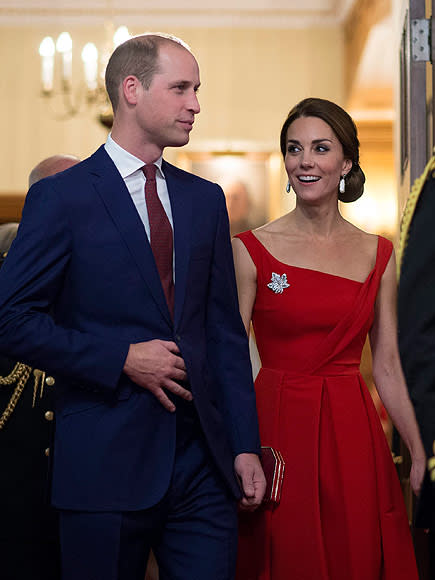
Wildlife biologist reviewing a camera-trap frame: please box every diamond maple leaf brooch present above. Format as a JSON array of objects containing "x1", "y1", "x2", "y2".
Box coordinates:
[{"x1": 267, "y1": 273, "x2": 290, "y2": 294}]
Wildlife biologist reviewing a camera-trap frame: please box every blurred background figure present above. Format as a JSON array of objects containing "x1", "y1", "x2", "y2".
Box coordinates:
[
  {"x1": 0, "y1": 154, "x2": 79, "y2": 580},
  {"x1": 224, "y1": 179, "x2": 262, "y2": 378},
  {"x1": 28, "y1": 155, "x2": 81, "y2": 188},
  {"x1": 0, "y1": 223, "x2": 19, "y2": 263},
  {"x1": 224, "y1": 180, "x2": 252, "y2": 237}
]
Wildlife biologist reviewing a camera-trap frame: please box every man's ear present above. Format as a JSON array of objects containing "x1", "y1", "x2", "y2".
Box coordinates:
[{"x1": 122, "y1": 75, "x2": 141, "y2": 106}]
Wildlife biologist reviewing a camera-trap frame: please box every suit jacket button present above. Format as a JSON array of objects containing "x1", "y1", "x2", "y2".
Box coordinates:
[
  {"x1": 44, "y1": 410, "x2": 54, "y2": 421},
  {"x1": 45, "y1": 376, "x2": 55, "y2": 386},
  {"x1": 175, "y1": 334, "x2": 181, "y2": 341},
  {"x1": 45, "y1": 447, "x2": 50, "y2": 457}
]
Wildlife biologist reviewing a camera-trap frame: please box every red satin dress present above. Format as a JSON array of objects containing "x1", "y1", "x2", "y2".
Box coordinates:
[{"x1": 235, "y1": 231, "x2": 418, "y2": 580}]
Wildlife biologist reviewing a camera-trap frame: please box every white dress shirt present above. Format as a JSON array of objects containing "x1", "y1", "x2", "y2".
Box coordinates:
[{"x1": 104, "y1": 134, "x2": 173, "y2": 240}]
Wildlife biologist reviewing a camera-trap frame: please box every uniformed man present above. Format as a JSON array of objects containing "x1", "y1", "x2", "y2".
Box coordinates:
[
  {"x1": 398, "y1": 152, "x2": 435, "y2": 578},
  {"x1": 0, "y1": 154, "x2": 79, "y2": 580}
]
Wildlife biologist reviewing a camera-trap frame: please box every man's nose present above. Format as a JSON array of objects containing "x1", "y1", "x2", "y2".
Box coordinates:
[{"x1": 188, "y1": 91, "x2": 200, "y2": 114}]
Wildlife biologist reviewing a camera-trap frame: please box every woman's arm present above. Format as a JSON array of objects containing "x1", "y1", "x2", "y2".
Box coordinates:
[
  {"x1": 231, "y1": 237, "x2": 258, "y2": 335},
  {"x1": 369, "y1": 249, "x2": 426, "y2": 494}
]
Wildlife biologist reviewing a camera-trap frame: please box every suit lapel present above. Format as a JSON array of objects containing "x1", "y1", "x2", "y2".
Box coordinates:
[
  {"x1": 88, "y1": 146, "x2": 172, "y2": 326},
  {"x1": 164, "y1": 161, "x2": 193, "y2": 329}
]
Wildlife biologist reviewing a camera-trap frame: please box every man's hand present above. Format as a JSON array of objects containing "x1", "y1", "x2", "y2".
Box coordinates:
[
  {"x1": 235, "y1": 453, "x2": 266, "y2": 511},
  {"x1": 123, "y1": 340, "x2": 191, "y2": 412}
]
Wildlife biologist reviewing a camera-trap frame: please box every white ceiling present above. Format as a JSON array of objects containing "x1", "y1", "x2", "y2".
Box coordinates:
[{"x1": 0, "y1": 0, "x2": 357, "y2": 28}]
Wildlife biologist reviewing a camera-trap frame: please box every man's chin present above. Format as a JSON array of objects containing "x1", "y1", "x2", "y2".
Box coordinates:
[{"x1": 166, "y1": 134, "x2": 190, "y2": 148}]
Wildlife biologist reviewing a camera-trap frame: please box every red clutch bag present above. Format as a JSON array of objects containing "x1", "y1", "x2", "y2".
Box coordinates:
[{"x1": 261, "y1": 446, "x2": 285, "y2": 504}]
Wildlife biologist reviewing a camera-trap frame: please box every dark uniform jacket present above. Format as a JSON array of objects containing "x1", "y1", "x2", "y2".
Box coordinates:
[
  {"x1": 398, "y1": 155, "x2": 435, "y2": 529},
  {"x1": 0, "y1": 246, "x2": 60, "y2": 579}
]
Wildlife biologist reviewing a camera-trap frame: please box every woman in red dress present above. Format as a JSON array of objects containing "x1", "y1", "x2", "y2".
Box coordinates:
[{"x1": 233, "y1": 98, "x2": 425, "y2": 580}]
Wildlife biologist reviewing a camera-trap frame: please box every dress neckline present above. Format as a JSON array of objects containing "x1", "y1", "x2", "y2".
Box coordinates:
[{"x1": 247, "y1": 230, "x2": 380, "y2": 285}]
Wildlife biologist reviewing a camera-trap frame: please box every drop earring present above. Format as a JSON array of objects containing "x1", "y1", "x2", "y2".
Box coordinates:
[
  {"x1": 339, "y1": 175, "x2": 346, "y2": 194},
  {"x1": 286, "y1": 181, "x2": 291, "y2": 193}
]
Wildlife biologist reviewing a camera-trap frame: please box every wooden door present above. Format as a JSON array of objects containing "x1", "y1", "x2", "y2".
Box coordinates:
[
  {"x1": 397, "y1": 3, "x2": 433, "y2": 576},
  {"x1": 398, "y1": 0, "x2": 434, "y2": 208}
]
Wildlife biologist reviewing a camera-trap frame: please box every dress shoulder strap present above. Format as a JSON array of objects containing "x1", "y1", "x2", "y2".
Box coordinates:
[
  {"x1": 233, "y1": 230, "x2": 265, "y2": 268},
  {"x1": 307, "y1": 235, "x2": 393, "y2": 375},
  {"x1": 376, "y1": 236, "x2": 393, "y2": 279}
]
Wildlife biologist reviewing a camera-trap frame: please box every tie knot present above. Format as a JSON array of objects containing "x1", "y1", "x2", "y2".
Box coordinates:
[{"x1": 143, "y1": 164, "x2": 157, "y2": 182}]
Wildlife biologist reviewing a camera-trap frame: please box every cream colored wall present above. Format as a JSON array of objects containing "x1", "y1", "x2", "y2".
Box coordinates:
[
  {"x1": 0, "y1": 25, "x2": 344, "y2": 194},
  {"x1": 341, "y1": 121, "x2": 397, "y2": 238},
  {"x1": 0, "y1": 27, "x2": 108, "y2": 193}
]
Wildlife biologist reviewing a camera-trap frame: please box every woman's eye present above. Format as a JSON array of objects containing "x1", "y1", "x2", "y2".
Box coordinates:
[
  {"x1": 316, "y1": 145, "x2": 329, "y2": 152},
  {"x1": 287, "y1": 145, "x2": 300, "y2": 153}
]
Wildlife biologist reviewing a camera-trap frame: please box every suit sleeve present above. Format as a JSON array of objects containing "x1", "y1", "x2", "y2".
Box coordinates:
[
  {"x1": 398, "y1": 174, "x2": 435, "y2": 459},
  {"x1": 0, "y1": 180, "x2": 130, "y2": 392},
  {"x1": 205, "y1": 188, "x2": 261, "y2": 456}
]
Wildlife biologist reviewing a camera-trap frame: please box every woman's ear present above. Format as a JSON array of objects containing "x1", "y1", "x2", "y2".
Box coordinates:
[{"x1": 342, "y1": 158, "x2": 353, "y2": 175}]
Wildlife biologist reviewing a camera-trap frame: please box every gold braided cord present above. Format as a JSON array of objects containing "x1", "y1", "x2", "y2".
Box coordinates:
[
  {"x1": 397, "y1": 152, "x2": 435, "y2": 279},
  {"x1": 0, "y1": 363, "x2": 32, "y2": 430},
  {"x1": 0, "y1": 362, "x2": 31, "y2": 385}
]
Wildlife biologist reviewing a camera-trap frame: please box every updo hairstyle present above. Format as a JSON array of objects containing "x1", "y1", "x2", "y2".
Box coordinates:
[{"x1": 280, "y1": 97, "x2": 365, "y2": 203}]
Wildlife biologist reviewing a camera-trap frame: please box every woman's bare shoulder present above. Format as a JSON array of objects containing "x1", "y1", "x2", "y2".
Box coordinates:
[
  {"x1": 253, "y1": 213, "x2": 295, "y2": 239},
  {"x1": 343, "y1": 222, "x2": 380, "y2": 253}
]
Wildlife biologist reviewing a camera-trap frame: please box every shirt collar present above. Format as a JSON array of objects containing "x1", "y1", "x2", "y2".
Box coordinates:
[{"x1": 105, "y1": 134, "x2": 165, "y2": 179}]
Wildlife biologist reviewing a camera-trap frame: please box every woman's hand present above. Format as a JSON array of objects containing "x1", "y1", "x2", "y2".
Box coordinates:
[{"x1": 410, "y1": 453, "x2": 426, "y2": 496}]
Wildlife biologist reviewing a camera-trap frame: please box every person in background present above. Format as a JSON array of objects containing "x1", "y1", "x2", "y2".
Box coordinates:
[
  {"x1": 232, "y1": 97, "x2": 425, "y2": 579},
  {"x1": 398, "y1": 152, "x2": 435, "y2": 579},
  {"x1": 0, "y1": 33, "x2": 264, "y2": 580},
  {"x1": 0, "y1": 223, "x2": 19, "y2": 262},
  {"x1": 225, "y1": 180, "x2": 252, "y2": 237},
  {"x1": 0, "y1": 154, "x2": 79, "y2": 580},
  {"x1": 28, "y1": 154, "x2": 81, "y2": 187}
]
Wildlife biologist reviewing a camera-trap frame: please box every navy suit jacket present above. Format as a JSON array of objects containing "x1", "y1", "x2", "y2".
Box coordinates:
[{"x1": 0, "y1": 146, "x2": 260, "y2": 511}]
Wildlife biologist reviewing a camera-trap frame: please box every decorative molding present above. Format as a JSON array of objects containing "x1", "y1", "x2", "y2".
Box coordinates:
[
  {"x1": 354, "y1": 118, "x2": 393, "y2": 145},
  {"x1": 0, "y1": 2, "x2": 357, "y2": 29}
]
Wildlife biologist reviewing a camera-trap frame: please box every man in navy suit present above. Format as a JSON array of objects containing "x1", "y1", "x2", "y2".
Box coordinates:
[{"x1": 0, "y1": 34, "x2": 265, "y2": 580}]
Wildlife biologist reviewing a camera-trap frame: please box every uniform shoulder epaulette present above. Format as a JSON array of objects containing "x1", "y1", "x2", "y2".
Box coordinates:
[
  {"x1": 428, "y1": 441, "x2": 435, "y2": 482},
  {"x1": 398, "y1": 151, "x2": 435, "y2": 278}
]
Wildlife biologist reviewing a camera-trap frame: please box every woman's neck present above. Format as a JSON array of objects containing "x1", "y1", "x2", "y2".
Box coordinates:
[{"x1": 291, "y1": 199, "x2": 346, "y2": 239}]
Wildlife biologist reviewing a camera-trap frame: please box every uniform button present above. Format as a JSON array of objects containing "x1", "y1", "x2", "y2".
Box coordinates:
[
  {"x1": 175, "y1": 334, "x2": 181, "y2": 341},
  {"x1": 45, "y1": 376, "x2": 55, "y2": 386},
  {"x1": 44, "y1": 410, "x2": 54, "y2": 421},
  {"x1": 45, "y1": 447, "x2": 50, "y2": 457}
]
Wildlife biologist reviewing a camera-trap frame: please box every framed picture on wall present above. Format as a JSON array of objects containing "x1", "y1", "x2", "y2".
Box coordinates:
[{"x1": 177, "y1": 151, "x2": 280, "y2": 236}]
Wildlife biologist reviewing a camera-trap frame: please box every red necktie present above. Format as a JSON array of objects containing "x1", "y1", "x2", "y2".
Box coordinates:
[{"x1": 143, "y1": 164, "x2": 174, "y2": 317}]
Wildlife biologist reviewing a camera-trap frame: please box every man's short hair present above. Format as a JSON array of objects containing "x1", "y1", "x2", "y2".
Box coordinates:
[{"x1": 105, "y1": 33, "x2": 191, "y2": 112}]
